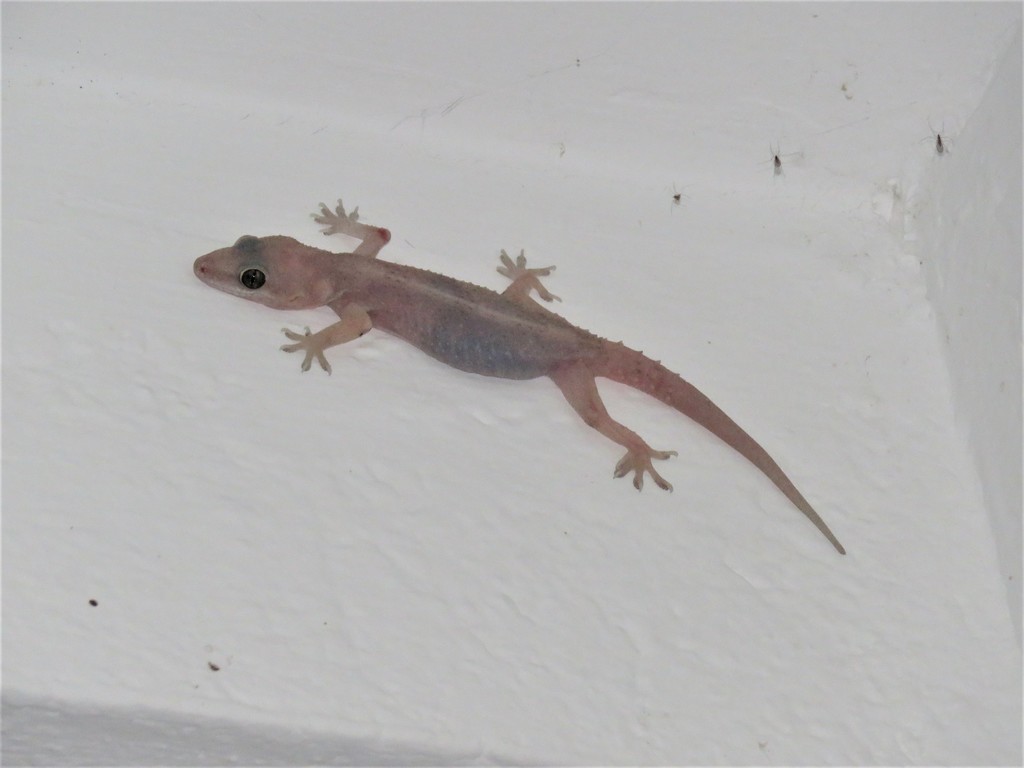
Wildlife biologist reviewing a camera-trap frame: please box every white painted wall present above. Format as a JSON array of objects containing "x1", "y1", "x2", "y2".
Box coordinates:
[
  {"x1": 912, "y1": 29, "x2": 1022, "y2": 640},
  {"x1": 3, "y1": 4, "x2": 1021, "y2": 764}
]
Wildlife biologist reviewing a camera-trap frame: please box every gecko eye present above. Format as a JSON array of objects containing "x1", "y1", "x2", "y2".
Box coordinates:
[{"x1": 239, "y1": 268, "x2": 266, "y2": 290}]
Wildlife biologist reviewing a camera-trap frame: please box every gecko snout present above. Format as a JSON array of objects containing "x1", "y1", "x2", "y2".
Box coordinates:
[{"x1": 193, "y1": 253, "x2": 223, "y2": 288}]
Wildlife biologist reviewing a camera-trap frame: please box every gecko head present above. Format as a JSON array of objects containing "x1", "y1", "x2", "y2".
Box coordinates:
[{"x1": 193, "y1": 235, "x2": 341, "y2": 310}]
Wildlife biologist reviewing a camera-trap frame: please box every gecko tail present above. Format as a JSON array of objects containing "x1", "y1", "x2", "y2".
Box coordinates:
[{"x1": 593, "y1": 342, "x2": 846, "y2": 555}]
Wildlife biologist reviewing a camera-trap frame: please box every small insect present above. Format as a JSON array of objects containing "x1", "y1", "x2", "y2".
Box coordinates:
[
  {"x1": 669, "y1": 183, "x2": 692, "y2": 212},
  {"x1": 764, "y1": 143, "x2": 803, "y2": 177},
  {"x1": 208, "y1": 662, "x2": 220, "y2": 672},
  {"x1": 924, "y1": 120, "x2": 949, "y2": 156},
  {"x1": 769, "y1": 143, "x2": 785, "y2": 176},
  {"x1": 88, "y1": 599, "x2": 98, "y2": 607}
]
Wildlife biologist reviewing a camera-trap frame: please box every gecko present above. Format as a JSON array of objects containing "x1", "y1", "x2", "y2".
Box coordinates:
[{"x1": 193, "y1": 199, "x2": 845, "y2": 554}]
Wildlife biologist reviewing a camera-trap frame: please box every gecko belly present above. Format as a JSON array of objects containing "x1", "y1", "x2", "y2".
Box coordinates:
[
  {"x1": 419, "y1": 329, "x2": 554, "y2": 379},
  {"x1": 377, "y1": 304, "x2": 589, "y2": 380}
]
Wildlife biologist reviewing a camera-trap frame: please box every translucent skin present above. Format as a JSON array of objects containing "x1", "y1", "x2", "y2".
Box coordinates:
[{"x1": 194, "y1": 200, "x2": 845, "y2": 555}]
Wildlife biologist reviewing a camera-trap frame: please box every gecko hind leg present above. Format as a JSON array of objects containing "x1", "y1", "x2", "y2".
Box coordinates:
[
  {"x1": 498, "y1": 249, "x2": 561, "y2": 304},
  {"x1": 550, "y1": 362, "x2": 677, "y2": 491}
]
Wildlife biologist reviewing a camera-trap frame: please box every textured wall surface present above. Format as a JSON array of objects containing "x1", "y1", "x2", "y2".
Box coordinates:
[
  {"x1": 3, "y1": 4, "x2": 1020, "y2": 764},
  {"x1": 914, "y1": 29, "x2": 1022, "y2": 641}
]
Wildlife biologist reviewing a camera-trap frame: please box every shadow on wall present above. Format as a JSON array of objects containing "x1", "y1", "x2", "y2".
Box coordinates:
[{"x1": 1, "y1": 692, "x2": 534, "y2": 767}]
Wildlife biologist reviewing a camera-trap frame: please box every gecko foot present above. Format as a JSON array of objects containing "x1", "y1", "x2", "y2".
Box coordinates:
[
  {"x1": 498, "y1": 249, "x2": 560, "y2": 302},
  {"x1": 312, "y1": 199, "x2": 360, "y2": 237},
  {"x1": 281, "y1": 326, "x2": 332, "y2": 374},
  {"x1": 613, "y1": 447, "x2": 679, "y2": 491}
]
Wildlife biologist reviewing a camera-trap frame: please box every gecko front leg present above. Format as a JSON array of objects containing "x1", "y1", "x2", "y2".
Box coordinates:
[
  {"x1": 280, "y1": 304, "x2": 373, "y2": 374},
  {"x1": 312, "y1": 199, "x2": 391, "y2": 258},
  {"x1": 498, "y1": 249, "x2": 561, "y2": 304}
]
